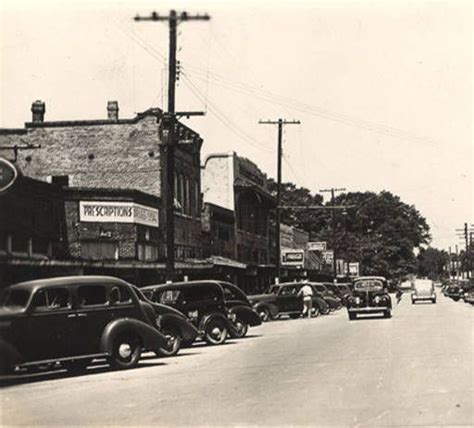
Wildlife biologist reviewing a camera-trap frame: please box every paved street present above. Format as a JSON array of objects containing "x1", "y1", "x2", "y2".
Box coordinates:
[{"x1": 1, "y1": 293, "x2": 472, "y2": 426}]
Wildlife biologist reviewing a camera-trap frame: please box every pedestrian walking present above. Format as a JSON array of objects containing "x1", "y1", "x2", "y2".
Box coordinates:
[{"x1": 297, "y1": 283, "x2": 314, "y2": 318}]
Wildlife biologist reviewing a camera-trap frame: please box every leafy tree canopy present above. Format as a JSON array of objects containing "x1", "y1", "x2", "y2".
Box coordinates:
[{"x1": 417, "y1": 247, "x2": 449, "y2": 280}]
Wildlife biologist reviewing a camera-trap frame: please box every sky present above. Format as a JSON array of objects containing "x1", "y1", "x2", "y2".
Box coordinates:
[{"x1": 0, "y1": 0, "x2": 472, "y2": 251}]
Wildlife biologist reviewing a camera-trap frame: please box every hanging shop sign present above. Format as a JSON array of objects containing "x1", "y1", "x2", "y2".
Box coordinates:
[
  {"x1": 79, "y1": 201, "x2": 159, "y2": 228},
  {"x1": 281, "y1": 249, "x2": 305, "y2": 267},
  {"x1": 307, "y1": 241, "x2": 327, "y2": 252},
  {"x1": 322, "y1": 250, "x2": 334, "y2": 264},
  {"x1": 348, "y1": 262, "x2": 360, "y2": 277},
  {"x1": 0, "y1": 158, "x2": 18, "y2": 193}
]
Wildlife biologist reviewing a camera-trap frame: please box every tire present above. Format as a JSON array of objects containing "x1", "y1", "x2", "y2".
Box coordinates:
[
  {"x1": 453, "y1": 297, "x2": 460, "y2": 302},
  {"x1": 289, "y1": 313, "x2": 301, "y2": 319},
  {"x1": 230, "y1": 320, "x2": 249, "y2": 339},
  {"x1": 384, "y1": 310, "x2": 392, "y2": 318},
  {"x1": 348, "y1": 312, "x2": 356, "y2": 321},
  {"x1": 109, "y1": 333, "x2": 142, "y2": 370},
  {"x1": 432, "y1": 298, "x2": 436, "y2": 304},
  {"x1": 258, "y1": 307, "x2": 271, "y2": 322},
  {"x1": 204, "y1": 318, "x2": 228, "y2": 345},
  {"x1": 63, "y1": 359, "x2": 90, "y2": 373},
  {"x1": 334, "y1": 302, "x2": 343, "y2": 311},
  {"x1": 320, "y1": 304, "x2": 330, "y2": 315},
  {"x1": 310, "y1": 306, "x2": 320, "y2": 318},
  {"x1": 411, "y1": 300, "x2": 415, "y2": 304},
  {"x1": 156, "y1": 326, "x2": 182, "y2": 357}
]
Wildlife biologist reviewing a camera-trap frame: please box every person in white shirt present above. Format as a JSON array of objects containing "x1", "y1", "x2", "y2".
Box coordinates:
[{"x1": 297, "y1": 283, "x2": 314, "y2": 318}]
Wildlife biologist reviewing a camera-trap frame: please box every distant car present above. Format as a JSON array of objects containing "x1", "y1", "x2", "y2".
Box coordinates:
[
  {"x1": 0, "y1": 276, "x2": 169, "y2": 375},
  {"x1": 325, "y1": 283, "x2": 352, "y2": 306},
  {"x1": 346, "y1": 276, "x2": 392, "y2": 320},
  {"x1": 141, "y1": 281, "x2": 234, "y2": 346},
  {"x1": 131, "y1": 285, "x2": 199, "y2": 357},
  {"x1": 444, "y1": 284, "x2": 463, "y2": 301},
  {"x1": 312, "y1": 283, "x2": 343, "y2": 310},
  {"x1": 411, "y1": 279, "x2": 436, "y2": 304},
  {"x1": 460, "y1": 280, "x2": 474, "y2": 303},
  {"x1": 248, "y1": 282, "x2": 330, "y2": 321}
]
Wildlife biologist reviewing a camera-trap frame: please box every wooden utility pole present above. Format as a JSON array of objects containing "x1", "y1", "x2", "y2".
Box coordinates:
[
  {"x1": 258, "y1": 119, "x2": 300, "y2": 282},
  {"x1": 135, "y1": 10, "x2": 209, "y2": 281},
  {"x1": 320, "y1": 187, "x2": 346, "y2": 280}
]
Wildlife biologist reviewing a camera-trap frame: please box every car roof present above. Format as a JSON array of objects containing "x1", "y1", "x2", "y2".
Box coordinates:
[
  {"x1": 353, "y1": 276, "x2": 386, "y2": 281},
  {"x1": 142, "y1": 280, "x2": 225, "y2": 291},
  {"x1": 6, "y1": 276, "x2": 129, "y2": 293}
]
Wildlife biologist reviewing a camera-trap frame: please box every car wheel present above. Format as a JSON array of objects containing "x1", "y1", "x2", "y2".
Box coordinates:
[
  {"x1": 453, "y1": 297, "x2": 460, "y2": 302},
  {"x1": 109, "y1": 333, "x2": 142, "y2": 369},
  {"x1": 320, "y1": 304, "x2": 330, "y2": 315},
  {"x1": 348, "y1": 312, "x2": 356, "y2": 321},
  {"x1": 258, "y1": 307, "x2": 271, "y2": 322},
  {"x1": 63, "y1": 359, "x2": 91, "y2": 374},
  {"x1": 384, "y1": 310, "x2": 392, "y2": 318},
  {"x1": 432, "y1": 298, "x2": 436, "y2": 304},
  {"x1": 334, "y1": 302, "x2": 343, "y2": 311},
  {"x1": 204, "y1": 318, "x2": 228, "y2": 345},
  {"x1": 310, "y1": 306, "x2": 320, "y2": 318},
  {"x1": 411, "y1": 299, "x2": 415, "y2": 304},
  {"x1": 156, "y1": 326, "x2": 182, "y2": 357},
  {"x1": 230, "y1": 319, "x2": 249, "y2": 338}
]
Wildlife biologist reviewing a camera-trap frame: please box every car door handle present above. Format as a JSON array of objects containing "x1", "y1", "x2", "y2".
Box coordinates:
[
  {"x1": 77, "y1": 313, "x2": 87, "y2": 318},
  {"x1": 67, "y1": 314, "x2": 77, "y2": 318}
]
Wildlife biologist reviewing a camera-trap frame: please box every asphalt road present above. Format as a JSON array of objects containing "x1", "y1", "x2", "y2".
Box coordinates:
[{"x1": 1, "y1": 292, "x2": 473, "y2": 426}]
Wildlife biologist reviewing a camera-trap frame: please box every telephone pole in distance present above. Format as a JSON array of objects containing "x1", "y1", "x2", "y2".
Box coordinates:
[
  {"x1": 320, "y1": 187, "x2": 346, "y2": 280},
  {"x1": 135, "y1": 10, "x2": 210, "y2": 281},
  {"x1": 259, "y1": 119, "x2": 300, "y2": 282}
]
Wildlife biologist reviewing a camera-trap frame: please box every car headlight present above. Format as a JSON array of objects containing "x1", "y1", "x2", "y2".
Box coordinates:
[
  {"x1": 354, "y1": 297, "x2": 361, "y2": 305},
  {"x1": 374, "y1": 296, "x2": 381, "y2": 304}
]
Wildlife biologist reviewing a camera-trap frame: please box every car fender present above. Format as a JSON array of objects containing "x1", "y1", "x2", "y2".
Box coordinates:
[
  {"x1": 228, "y1": 305, "x2": 262, "y2": 327},
  {"x1": 253, "y1": 302, "x2": 279, "y2": 318},
  {"x1": 199, "y1": 313, "x2": 231, "y2": 334},
  {"x1": 0, "y1": 339, "x2": 22, "y2": 371},
  {"x1": 161, "y1": 313, "x2": 199, "y2": 343},
  {"x1": 312, "y1": 297, "x2": 329, "y2": 311},
  {"x1": 100, "y1": 318, "x2": 168, "y2": 355}
]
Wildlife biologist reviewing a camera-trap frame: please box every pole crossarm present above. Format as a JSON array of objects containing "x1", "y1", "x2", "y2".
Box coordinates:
[
  {"x1": 259, "y1": 120, "x2": 301, "y2": 125},
  {"x1": 279, "y1": 205, "x2": 355, "y2": 210},
  {"x1": 134, "y1": 12, "x2": 210, "y2": 22}
]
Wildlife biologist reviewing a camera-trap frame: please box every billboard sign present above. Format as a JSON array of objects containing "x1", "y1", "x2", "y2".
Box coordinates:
[
  {"x1": 322, "y1": 250, "x2": 334, "y2": 264},
  {"x1": 307, "y1": 241, "x2": 327, "y2": 252},
  {"x1": 281, "y1": 249, "x2": 305, "y2": 267},
  {"x1": 80, "y1": 201, "x2": 159, "y2": 228},
  {"x1": 348, "y1": 262, "x2": 360, "y2": 277},
  {"x1": 0, "y1": 158, "x2": 18, "y2": 193}
]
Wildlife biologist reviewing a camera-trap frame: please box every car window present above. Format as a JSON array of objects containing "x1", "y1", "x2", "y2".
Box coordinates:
[
  {"x1": 158, "y1": 289, "x2": 182, "y2": 305},
  {"x1": 354, "y1": 279, "x2": 384, "y2": 291},
  {"x1": 31, "y1": 288, "x2": 72, "y2": 311},
  {"x1": 109, "y1": 285, "x2": 133, "y2": 305},
  {"x1": 280, "y1": 285, "x2": 298, "y2": 296},
  {"x1": 185, "y1": 285, "x2": 221, "y2": 302},
  {"x1": 269, "y1": 286, "x2": 280, "y2": 295},
  {"x1": 315, "y1": 285, "x2": 325, "y2": 292},
  {"x1": 222, "y1": 284, "x2": 247, "y2": 302},
  {"x1": 78, "y1": 285, "x2": 108, "y2": 307},
  {"x1": 1, "y1": 289, "x2": 31, "y2": 310}
]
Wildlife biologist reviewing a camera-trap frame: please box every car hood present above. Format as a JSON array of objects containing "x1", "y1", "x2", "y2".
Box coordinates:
[{"x1": 247, "y1": 294, "x2": 276, "y2": 304}]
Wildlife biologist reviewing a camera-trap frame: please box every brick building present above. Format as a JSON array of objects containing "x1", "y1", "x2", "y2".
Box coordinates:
[
  {"x1": 0, "y1": 100, "x2": 204, "y2": 261},
  {"x1": 202, "y1": 151, "x2": 275, "y2": 292}
]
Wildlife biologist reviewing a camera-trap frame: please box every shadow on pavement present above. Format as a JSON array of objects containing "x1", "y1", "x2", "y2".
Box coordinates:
[{"x1": 0, "y1": 359, "x2": 165, "y2": 388}]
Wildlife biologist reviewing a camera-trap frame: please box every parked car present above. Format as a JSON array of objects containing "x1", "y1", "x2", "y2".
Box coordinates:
[
  {"x1": 463, "y1": 281, "x2": 474, "y2": 305},
  {"x1": 411, "y1": 279, "x2": 436, "y2": 304},
  {"x1": 131, "y1": 285, "x2": 199, "y2": 357},
  {"x1": 325, "y1": 283, "x2": 352, "y2": 306},
  {"x1": 312, "y1": 283, "x2": 343, "y2": 310},
  {"x1": 444, "y1": 283, "x2": 463, "y2": 301},
  {"x1": 248, "y1": 282, "x2": 330, "y2": 321},
  {"x1": 141, "y1": 281, "x2": 234, "y2": 346},
  {"x1": 460, "y1": 280, "x2": 474, "y2": 303},
  {"x1": 0, "y1": 276, "x2": 169, "y2": 375},
  {"x1": 219, "y1": 282, "x2": 262, "y2": 338},
  {"x1": 346, "y1": 276, "x2": 392, "y2": 320}
]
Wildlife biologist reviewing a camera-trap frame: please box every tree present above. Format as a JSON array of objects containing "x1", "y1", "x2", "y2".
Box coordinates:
[
  {"x1": 417, "y1": 247, "x2": 449, "y2": 280},
  {"x1": 268, "y1": 183, "x2": 431, "y2": 279}
]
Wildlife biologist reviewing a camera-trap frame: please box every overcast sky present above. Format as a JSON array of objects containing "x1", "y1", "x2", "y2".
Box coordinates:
[{"x1": 0, "y1": 0, "x2": 472, "y2": 251}]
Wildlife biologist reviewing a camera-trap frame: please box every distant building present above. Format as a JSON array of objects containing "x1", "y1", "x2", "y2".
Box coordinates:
[{"x1": 202, "y1": 151, "x2": 275, "y2": 292}]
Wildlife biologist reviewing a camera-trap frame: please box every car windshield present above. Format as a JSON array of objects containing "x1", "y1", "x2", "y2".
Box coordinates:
[
  {"x1": 354, "y1": 279, "x2": 384, "y2": 291},
  {"x1": 414, "y1": 281, "x2": 433, "y2": 291},
  {"x1": 338, "y1": 285, "x2": 351, "y2": 293},
  {"x1": 268, "y1": 286, "x2": 280, "y2": 295},
  {"x1": 0, "y1": 288, "x2": 31, "y2": 310}
]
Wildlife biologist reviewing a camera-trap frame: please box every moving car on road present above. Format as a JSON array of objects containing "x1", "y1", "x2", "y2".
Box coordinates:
[
  {"x1": 248, "y1": 281, "x2": 330, "y2": 321},
  {"x1": 141, "y1": 281, "x2": 235, "y2": 346},
  {"x1": 0, "y1": 276, "x2": 169, "y2": 375},
  {"x1": 411, "y1": 279, "x2": 436, "y2": 304},
  {"x1": 346, "y1": 276, "x2": 392, "y2": 320}
]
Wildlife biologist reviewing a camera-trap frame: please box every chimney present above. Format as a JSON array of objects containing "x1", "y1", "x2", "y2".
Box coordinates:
[
  {"x1": 31, "y1": 100, "x2": 45, "y2": 123},
  {"x1": 107, "y1": 101, "x2": 119, "y2": 121}
]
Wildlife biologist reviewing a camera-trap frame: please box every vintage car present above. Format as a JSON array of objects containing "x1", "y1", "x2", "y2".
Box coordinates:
[
  {"x1": 460, "y1": 280, "x2": 474, "y2": 303},
  {"x1": 141, "y1": 281, "x2": 235, "y2": 346},
  {"x1": 444, "y1": 283, "x2": 463, "y2": 301},
  {"x1": 218, "y1": 281, "x2": 262, "y2": 338},
  {"x1": 346, "y1": 276, "x2": 392, "y2": 320},
  {"x1": 131, "y1": 285, "x2": 199, "y2": 357},
  {"x1": 411, "y1": 279, "x2": 436, "y2": 304},
  {"x1": 312, "y1": 283, "x2": 343, "y2": 310},
  {"x1": 248, "y1": 282, "x2": 330, "y2": 321},
  {"x1": 323, "y1": 282, "x2": 352, "y2": 307},
  {"x1": 0, "y1": 276, "x2": 169, "y2": 375}
]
